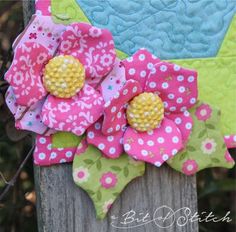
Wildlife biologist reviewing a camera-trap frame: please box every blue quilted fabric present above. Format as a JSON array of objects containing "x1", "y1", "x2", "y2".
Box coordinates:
[{"x1": 76, "y1": 0, "x2": 236, "y2": 59}]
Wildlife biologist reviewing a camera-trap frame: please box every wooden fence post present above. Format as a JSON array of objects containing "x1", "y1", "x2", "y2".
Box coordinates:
[{"x1": 23, "y1": 1, "x2": 199, "y2": 231}]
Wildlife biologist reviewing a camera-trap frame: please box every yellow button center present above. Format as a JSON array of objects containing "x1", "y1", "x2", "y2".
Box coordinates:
[
  {"x1": 126, "y1": 92, "x2": 164, "y2": 132},
  {"x1": 43, "y1": 55, "x2": 85, "y2": 98}
]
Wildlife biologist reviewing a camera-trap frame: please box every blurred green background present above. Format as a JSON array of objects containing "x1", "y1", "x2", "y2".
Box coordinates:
[{"x1": 0, "y1": 1, "x2": 235, "y2": 232}]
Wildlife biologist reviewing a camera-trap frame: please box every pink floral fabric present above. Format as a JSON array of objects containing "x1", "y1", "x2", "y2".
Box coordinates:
[
  {"x1": 6, "y1": 87, "x2": 54, "y2": 135},
  {"x1": 34, "y1": 134, "x2": 77, "y2": 166},
  {"x1": 86, "y1": 49, "x2": 198, "y2": 167},
  {"x1": 58, "y1": 23, "x2": 116, "y2": 86},
  {"x1": 100, "y1": 172, "x2": 118, "y2": 189},
  {"x1": 42, "y1": 84, "x2": 104, "y2": 136},
  {"x1": 195, "y1": 103, "x2": 212, "y2": 121},
  {"x1": 5, "y1": 15, "x2": 116, "y2": 136},
  {"x1": 100, "y1": 59, "x2": 126, "y2": 102},
  {"x1": 182, "y1": 160, "x2": 199, "y2": 175}
]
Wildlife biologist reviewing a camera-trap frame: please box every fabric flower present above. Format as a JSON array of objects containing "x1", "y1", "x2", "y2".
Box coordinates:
[
  {"x1": 225, "y1": 150, "x2": 235, "y2": 163},
  {"x1": 86, "y1": 49, "x2": 198, "y2": 167},
  {"x1": 182, "y1": 160, "x2": 199, "y2": 175},
  {"x1": 195, "y1": 103, "x2": 212, "y2": 121},
  {"x1": 201, "y1": 138, "x2": 217, "y2": 155},
  {"x1": 5, "y1": 15, "x2": 116, "y2": 136},
  {"x1": 100, "y1": 172, "x2": 118, "y2": 189},
  {"x1": 73, "y1": 167, "x2": 90, "y2": 183}
]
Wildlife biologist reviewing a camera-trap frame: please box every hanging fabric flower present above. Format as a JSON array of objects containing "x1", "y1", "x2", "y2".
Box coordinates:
[
  {"x1": 5, "y1": 15, "x2": 116, "y2": 136},
  {"x1": 86, "y1": 49, "x2": 198, "y2": 167}
]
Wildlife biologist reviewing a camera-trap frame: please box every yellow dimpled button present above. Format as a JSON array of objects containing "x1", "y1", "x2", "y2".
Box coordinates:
[
  {"x1": 126, "y1": 92, "x2": 164, "y2": 132},
  {"x1": 43, "y1": 55, "x2": 85, "y2": 98}
]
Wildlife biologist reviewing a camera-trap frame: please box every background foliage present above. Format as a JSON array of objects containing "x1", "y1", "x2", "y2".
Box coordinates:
[{"x1": 0, "y1": 1, "x2": 235, "y2": 232}]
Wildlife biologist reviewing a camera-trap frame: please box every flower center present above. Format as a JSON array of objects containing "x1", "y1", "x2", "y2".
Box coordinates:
[
  {"x1": 43, "y1": 55, "x2": 85, "y2": 98},
  {"x1": 126, "y1": 92, "x2": 164, "y2": 132}
]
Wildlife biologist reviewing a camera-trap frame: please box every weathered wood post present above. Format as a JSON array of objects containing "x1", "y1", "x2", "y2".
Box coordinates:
[{"x1": 22, "y1": 1, "x2": 199, "y2": 231}]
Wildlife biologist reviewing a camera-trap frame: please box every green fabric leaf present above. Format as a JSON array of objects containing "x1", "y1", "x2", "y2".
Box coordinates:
[
  {"x1": 72, "y1": 145, "x2": 145, "y2": 219},
  {"x1": 167, "y1": 101, "x2": 235, "y2": 175},
  {"x1": 52, "y1": 132, "x2": 82, "y2": 148}
]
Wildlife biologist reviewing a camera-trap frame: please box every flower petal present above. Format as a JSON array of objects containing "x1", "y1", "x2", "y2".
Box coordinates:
[
  {"x1": 13, "y1": 15, "x2": 64, "y2": 54},
  {"x1": 145, "y1": 61, "x2": 198, "y2": 113},
  {"x1": 102, "y1": 80, "x2": 142, "y2": 135},
  {"x1": 100, "y1": 59, "x2": 126, "y2": 102},
  {"x1": 58, "y1": 23, "x2": 116, "y2": 86},
  {"x1": 34, "y1": 134, "x2": 77, "y2": 166},
  {"x1": 87, "y1": 118, "x2": 124, "y2": 158},
  {"x1": 122, "y1": 48, "x2": 160, "y2": 90},
  {"x1": 35, "y1": 0, "x2": 51, "y2": 16},
  {"x1": 224, "y1": 135, "x2": 236, "y2": 149},
  {"x1": 5, "y1": 42, "x2": 51, "y2": 106},
  {"x1": 41, "y1": 84, "x2": 104, "y2": 136},
  {"x1": 165, "y1": 111, "x2": 193, "y2": 145},
  {"x1": 6, "y1": 87, "x2": 54, "y2": 135},
  {"x1": 123, "y1": 118, "x2": 183, "y2": 167}
]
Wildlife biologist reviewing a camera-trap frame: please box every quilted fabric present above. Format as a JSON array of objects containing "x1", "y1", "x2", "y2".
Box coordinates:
[
  {"x1": 167, "y1": 101, "x2": 235, "y2": 175},
  {"x1": 51, "y1": 0, "x2": 236, "y2": 59},
  {"x1": 73, "y1": 144, "x2": 145, "y2": 219}
]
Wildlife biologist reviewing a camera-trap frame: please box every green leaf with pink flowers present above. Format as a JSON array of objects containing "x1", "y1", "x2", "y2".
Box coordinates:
[
  {"x1": 72, "y1": 145, "x2": 145, "y2": 219},
  {"x1": 167, "y1": 101, "x2": 235, "y2": 176}
]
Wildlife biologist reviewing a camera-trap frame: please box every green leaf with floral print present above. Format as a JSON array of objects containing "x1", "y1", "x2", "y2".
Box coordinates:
[
  {"x1": 167, "y1": 101, "x2": 235, "y2": 176},
  {"x1": 72, "y1": 144, "x2": 145, "y2": 219}
]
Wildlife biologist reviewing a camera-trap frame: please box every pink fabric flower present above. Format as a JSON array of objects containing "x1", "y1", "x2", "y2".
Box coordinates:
[
  {"x1": 224, "y1": 150, "x2": 235, "y2": 163},
  {"x1": 195, "y1": 103, "x2": 212, "y2": 121},
  {"x1": 5, "y1": 15, "x2": 116, "y2": 136},
  {"x1": 86, "y1": 49, "x2": 198, "y2": 167},
  {"x1": 182, "y1": 160, "x2": 199, "y2": 175},
  {"x1": 100, "y1": 172, "x2": 118, "y2": 189}
]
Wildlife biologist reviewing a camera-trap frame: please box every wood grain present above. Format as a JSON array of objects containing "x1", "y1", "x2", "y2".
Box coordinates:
[{"x1": 23, "y1": 1, "x2": 199, "y2": 231}]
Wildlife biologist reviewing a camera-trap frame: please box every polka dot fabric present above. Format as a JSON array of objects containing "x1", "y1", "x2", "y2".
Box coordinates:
[
  {"x1": 144, "y1": 61, "x2": 198, "y2": 113},
  {"x1": 34, "y1": 134, "x2": 77, "y2": 166},
  {"x1": 224, "y1": 135, "x2": 236, "y2": 149},
  {"x1": 87, "y1": 118, "x2": 124, "y2": 158},
  {"x1": 122, "y1": 48, "x2": 160, "y2": 90},
  {"x1": 123, "y1": 118, "x2": 183, "y2": 167},
  {"x1": 102, "y1": 80, "x2": 142, "y2": 135},
  {"x1": 166, "y1": 110, "x2": 193, "y2": 145},
  {"x1": 35, "y1": 0, "x2": 51, "y2": 16}
]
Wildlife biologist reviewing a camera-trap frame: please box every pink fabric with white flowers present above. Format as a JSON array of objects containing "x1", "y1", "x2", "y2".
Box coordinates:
[
  {"x1": 58, "y1": 23, "x2": 116, "y2": 86},
  {"x1": 86, "y1": 49, "x2": 198, "y2": 167},
  {"x1": 100, "y1": 59, "x2": 126, "y2": 102},
  {"x1": 41, "y1": 84, "x2": 104, "y2": 136},
  {"x1": 5, "y1": 15, "x2": 116, "y2": 138},
  {"x1": 6, "y1": 87, "x2": 54, "y2": 135},
  {"x1": 5, "y1": 43, "x2": 50, "y2": 106}
]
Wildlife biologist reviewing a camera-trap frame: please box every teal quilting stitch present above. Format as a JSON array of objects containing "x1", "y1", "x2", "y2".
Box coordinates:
[{"x1": 76, "y1": 0, "x2": 236, "y2": 59}]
